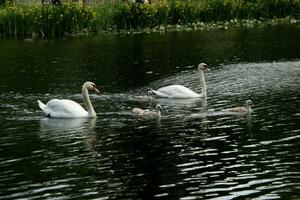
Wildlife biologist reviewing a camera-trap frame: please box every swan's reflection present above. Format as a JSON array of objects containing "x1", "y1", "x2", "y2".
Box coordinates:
[
  {"x1": 200, "y1": 97, "x2": 208, "y2": 111},
  {"x1": 38, "y1": 117, "x2": 102, "y2": 160},
  {"x1": 199, "y1": 97, "x2": 208, "y2": 121},
  {"x1": 40, "y1": 117, "x2": 96, "y2": 132},
  {"x1": 154, "y1": 97, "x2": 202, "y2": 107},
  {"x1": 210, "y1": 108, "x2": 253, "y2": 134},
  {"x1": 174, "y1": 97, "x2": 208, "y2": 125},
  {"x1": 245, "y1": 112, "x2": 253, "y2": 135},
  {"x1": 39, "y1": 118, "x2": 97, "y2": 145}
]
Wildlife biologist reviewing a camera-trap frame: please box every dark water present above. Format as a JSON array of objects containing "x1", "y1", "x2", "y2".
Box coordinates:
[{"x1": 0, "y1": 24, "x2": 300, "y2": 199}]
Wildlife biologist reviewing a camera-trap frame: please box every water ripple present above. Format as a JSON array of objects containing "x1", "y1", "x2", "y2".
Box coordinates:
[{"x1": 0, "y1": 61, "x2": 299, "y2": 199}]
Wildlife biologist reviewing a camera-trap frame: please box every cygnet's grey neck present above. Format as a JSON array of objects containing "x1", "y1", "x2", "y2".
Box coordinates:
[{"x1": 246, "y1": 104, "x2": 252, "y2": 110}]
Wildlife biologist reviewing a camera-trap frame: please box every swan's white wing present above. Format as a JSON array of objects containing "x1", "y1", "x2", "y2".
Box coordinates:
[
  {"x1": 154, "y1": 85, "x2": 200, "y2": 98},
  {"x1": 42, "y1": 99, "x2": 88, "y2": 118}
]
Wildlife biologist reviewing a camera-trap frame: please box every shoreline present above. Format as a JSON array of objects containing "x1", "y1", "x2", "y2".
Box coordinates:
[
  {"x1": 107, "y1": 17, "x2": 299, "y2": 35},
  {"x1": 64, "y1": 17, "x2": 299, "y2": 38}
]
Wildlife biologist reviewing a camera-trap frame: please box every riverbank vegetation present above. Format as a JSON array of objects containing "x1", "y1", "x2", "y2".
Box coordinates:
[{"x1": 0, "y1": 0, "x2": 299, "y2": 38}]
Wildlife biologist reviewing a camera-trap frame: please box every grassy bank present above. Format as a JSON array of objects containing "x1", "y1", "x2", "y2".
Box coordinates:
[{"x1": 0, "y1": 0, "x2": 299, "y2": 38}]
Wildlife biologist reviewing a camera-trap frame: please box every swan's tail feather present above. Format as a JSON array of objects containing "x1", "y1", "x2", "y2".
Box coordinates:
[{"x1": 38, "y1": 100, "x2": 46, "y2": 111}]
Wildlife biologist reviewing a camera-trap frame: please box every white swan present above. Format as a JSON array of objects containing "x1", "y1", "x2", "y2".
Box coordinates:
[
  {"x1": 225, "y1": 100, "x2": 254, "y2": 113},
  {"x1": 150, "y1": 63, "x2": 210, "y2": 98},
  {"x1": 38, "y1": 82, "x2": 100, "y2": 118},
  {"x1": 132, "y1": 104, "x2": 162, "y2": 119}
]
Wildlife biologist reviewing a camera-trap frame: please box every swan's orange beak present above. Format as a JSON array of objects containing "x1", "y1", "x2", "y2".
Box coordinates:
[
  {"x1": 93, "y1": 85, "x2": 101, "y2": 94},
  {"x1": 204, "y1": 64, "x2": 210, "y2": 72}
]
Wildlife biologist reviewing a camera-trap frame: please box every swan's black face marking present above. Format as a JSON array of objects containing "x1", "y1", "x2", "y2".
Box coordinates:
[
  {"x1": 198, "y1": 63, "x2": 209, "y2": 71},
  {"x1": 148, "y1": 90, "x2": 154, "y2": 97},
  {"x1": 149, "y1": 90, "x2": 157, "y2": 96},
  {"x1": 203, "y1": 64, "x2": 210, "y2": 72},
  {"x1": 91, "y1": 84, "x2": 100, "y2": 93},
  {"x1": 46, "y1": 114, "x2": 51, "y2": 118}
]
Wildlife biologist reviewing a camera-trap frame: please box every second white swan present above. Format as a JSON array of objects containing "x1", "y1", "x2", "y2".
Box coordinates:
[
  {"x1": 38, "y1": 82, "x2": 100, "y2": 118},
  {"x1": 150, "y1": 63, "x2": 210, "y2": 98}
]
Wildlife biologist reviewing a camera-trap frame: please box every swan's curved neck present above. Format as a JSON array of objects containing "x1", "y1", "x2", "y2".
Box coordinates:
[
  {"x1": 198, "y1": 69, "x2": 207, "y2": 97},
  {"x1": 82, "y1": 86, "x2": 96, "y2": 118}
]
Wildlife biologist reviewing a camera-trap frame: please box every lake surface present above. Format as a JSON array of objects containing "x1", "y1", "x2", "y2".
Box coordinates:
[{"x1": 0, "y1": 24, "x2": 300, "y2": 199}]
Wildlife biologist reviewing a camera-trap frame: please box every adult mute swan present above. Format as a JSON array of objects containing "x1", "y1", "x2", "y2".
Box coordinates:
[
  {"x1": 132, "y1": 104, "x2": 162, "y2": 119},
  {"x1": 38, "y1": 82, "x2": 100, "y2": 118},
  {"x1": 151, "y1": 63, "x2": 210, "y2": 98},
  {"x1": 225, "y1": 100, "x2": 254, "y2": 113}
]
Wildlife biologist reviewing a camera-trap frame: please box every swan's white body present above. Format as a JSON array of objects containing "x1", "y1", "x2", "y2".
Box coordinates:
[
  {"x1": 151, "y1": 85, "x2": 201, "y2": 98},
  {"x1": 38, "y1": 99, "x2": 90, "y2": 118},
  {"x1": 132, "y1": 104, "x2": 161, "y2": 119},
  {"x1": 38, "y1": 82, "x2": 100, "y2": 118},
  {"x1": 151, "y1": 63, "x2": 209, "y2": 99},
  {"x1": 225, "y1": 100, "x2": 254, "y2": 113}
]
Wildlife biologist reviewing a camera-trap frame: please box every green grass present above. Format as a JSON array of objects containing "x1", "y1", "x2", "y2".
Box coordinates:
[
  {"x1": 0, "y1": 2, "x2": 94, "y2": 37},
  {"x1": 0, "y1": 0, "x2": 299, "y2": 38}
]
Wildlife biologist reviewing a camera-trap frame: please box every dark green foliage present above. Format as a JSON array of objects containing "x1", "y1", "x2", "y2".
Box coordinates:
[{"x1": 0, "y1": 0, "x2": 299, "y2": 38}]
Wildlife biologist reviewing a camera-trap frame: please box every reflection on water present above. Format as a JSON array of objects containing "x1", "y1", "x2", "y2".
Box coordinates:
[
  {"x1": 0, "y1": 25, "x2": 300, "y2": 199},
  {"x1": 0, "y1": 61, "x2": 298, "y2": 199},
  {"x1": 40, "y1": 117, "x2": 96, "y2": 132}
]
